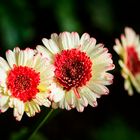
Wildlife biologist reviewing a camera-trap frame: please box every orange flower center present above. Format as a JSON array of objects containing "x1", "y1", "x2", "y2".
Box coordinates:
[
  {"x1": 126, "y1": 46, "x2": 140, "y2": 75},
  {"x1": 7, "y1": 65, "x2": 40, "y2": 102},
  {"x1": 54, "y1": 48, "x2": 92, "y2": 91}
]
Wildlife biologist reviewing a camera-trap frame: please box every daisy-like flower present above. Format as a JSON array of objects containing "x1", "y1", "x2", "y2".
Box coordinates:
[
  {"x1": 114, "y1": 27, "x2": 140, "y2": 95},
  {"x1": 37, "y1": 32, "x2": 115, "y2": 112},
  {"x1": 0, "y1": 47, "x2": 54, "y2": 121}
]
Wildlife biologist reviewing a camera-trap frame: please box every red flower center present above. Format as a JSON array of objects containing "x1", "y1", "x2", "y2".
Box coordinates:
[
  {"x1": 126, "y1": 46, "x2": 140, "y2": 75},
  {"x1": 54, "y1": 48, "x2": 92, "y2": 91},
  {"x1": 7, "y1": 65, "x2": 40, "y2": 102}
]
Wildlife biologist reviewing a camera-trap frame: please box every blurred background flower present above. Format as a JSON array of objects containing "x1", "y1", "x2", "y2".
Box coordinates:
[{"x1": 0, "y1": 0, "x2": 140, "y2": 140}]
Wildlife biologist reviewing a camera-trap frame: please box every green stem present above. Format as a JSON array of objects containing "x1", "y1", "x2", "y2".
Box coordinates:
[{"x1": 28, "y1": 109, "x2": 54, "y2": 140}]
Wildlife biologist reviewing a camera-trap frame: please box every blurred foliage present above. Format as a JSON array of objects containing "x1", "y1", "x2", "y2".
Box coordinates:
[
  {"x1": 87, "y1": 0, "x2": 115, "y2": 33},
  {"x1": 0, "y1": 0, "x2": 34, "y2": 52},
  {"x1": 0, "y1": 0, "x2": 117, "y2": 52},
  {"x1": 89, "y1": 116, "x2": 140, "y2": 140},
  {"x1": 10, "y1": 127, "x2": 47, "y2": 140}
]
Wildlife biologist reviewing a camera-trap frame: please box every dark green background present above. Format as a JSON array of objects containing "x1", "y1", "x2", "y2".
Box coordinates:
[{"x1": 0, "y1": 0, "x2": 140, "y2": 140}]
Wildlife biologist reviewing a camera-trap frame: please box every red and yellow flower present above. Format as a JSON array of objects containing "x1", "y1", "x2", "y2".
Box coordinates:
[
  {"x1": 0, "y1": 47, "x2": 54, "y2": 120},
  {"x1": 37, "y1": 32, "x2": 115, "y2": 111}
]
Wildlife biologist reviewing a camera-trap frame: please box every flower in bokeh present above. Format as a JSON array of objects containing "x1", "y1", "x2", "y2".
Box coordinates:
[
  {"x1": 37, "y1": 32, "x2": 115, "y2": 112},
  {"x1": 0, "y1": 47, "x2": 54, "y2": 121},
  {"x1": 114, "y1": 27, "x2": 140, "y2": 95}
]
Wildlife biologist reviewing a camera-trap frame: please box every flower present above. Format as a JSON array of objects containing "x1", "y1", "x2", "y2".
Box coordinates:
[
  {"x1": 114, "y1": 27, "x2": 140, "y2": 95},
  {"x1": 37, "y1": 32, "x2": 115, "y2": 112},
  {"x1": 0, "y1": 47, "x2": 54, "y2": 121}
]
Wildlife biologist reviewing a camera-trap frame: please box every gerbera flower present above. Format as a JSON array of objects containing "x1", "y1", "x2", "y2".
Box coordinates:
[
  {"x1": 37, "y1": 32, "x2": 115, "y2": 112},
  {"x1": 0, "y1": 47, "x2": 54, "y2": 121},
  {"x1": 114, "y1": 27, "x2": 140, "y2": 95}
]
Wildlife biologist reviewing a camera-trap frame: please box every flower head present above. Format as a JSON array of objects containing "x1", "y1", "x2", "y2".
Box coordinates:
[
  {"x1": 114, "y1": 27, "x2": 140, "y2": 95},
  {"x1": 37, "y1": 32, "x2": 115, "y2": 112},
  {"x1": 0, "y1": 47, "x2": 54, "y2": 120}
]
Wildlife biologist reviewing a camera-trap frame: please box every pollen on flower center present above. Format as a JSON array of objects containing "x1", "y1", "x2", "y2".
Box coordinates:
[
  {"x1": 54, "y1": 48, "x2": 92, "y2": 90},
  {"x1": 7, "y1": 65, "x2": 40, "y2": 102},
  {"x1": 126, "y1": 46, "x2": 140, "y2": 75}
]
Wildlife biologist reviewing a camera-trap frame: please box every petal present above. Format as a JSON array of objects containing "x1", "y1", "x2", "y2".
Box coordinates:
[
  {"x1": 35, "y1": 93, "x2": 51, "y2": 107},
  {"x1": 0, "y1": 57, "x2": 10, "y2": 71},
  {"x1": 60, "y1": 32, "x2": 73, "y2": 49},
  {"x1": 80, "y1": 33, "x2": 90, "y2": 45},
  {"x1": 87, "y1": 81, "x2": 109, "y2": 95},
  {"x1": 0, "y1": 95, "x2": 9, "y2": 112},
  {"x1": 65, "y1": 90, "x2": 76, "y2": 107},
  {"x1": 20, "y1": 48, "x2": 35, "y2": 66},
  {"x1": 48, "y1": 83, "x2": 65, "y2": 102},
  {"x1": 70, "y1": 32, "x2": 80, "y2": 48},
  {"x1": 78, "y1": 95, "x2": 88, "y2": 107},
  {"x1": 25, "y1": 101, "x2": 36, "y2": 117},
  {"x1": 0, "y1": 68, "x2": 7, "y2": 84},
  {"x1": 124, "y1": 79, "x2": 133, "y2": 96},
  {"x1": 36, "y1": 45, "x2": 53, "y2": 60},
  {"x1": 76, "y1": 102, "x2": 84, "y2": 112},
  {"x1": 79, "y1": 87, "x2": 98, "y2": 107},
  {"x1": 6, "y1": 50, "x2": 17, "y2": 68},
  {"x1": 114, "y1": 39, "x2": 124, "y2": 56},
  {"x1": 125, "y1": 27, "x2": 137, "y2": 45},
  {"x1": 12, "y1": 98, "x2": 24, "y2": 121},
  {"x1": 80, "y1": 37, "x2": 96, "y2": 55},
  {"x1": 42, "y1": 38, "x2": 60, "y2": 54}
]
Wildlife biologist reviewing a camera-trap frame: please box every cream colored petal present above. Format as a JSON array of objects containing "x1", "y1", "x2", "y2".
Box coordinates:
[
  {"x1": 80, "y1": 33, "x2": 90, "y2": 45},
  {"x1": 92, "y1": 62, "x2": 114, "y2": 79},
  {"x1": 60, "y1": 32, "x2": 73, "y2": 49},
  {"x1": 31, "y1": 101, "x2": 40, "y2": 113},
  {"x1": 65, "y1": 90, "x2": 76, "y2": 107},
  {"x1": 48, "y1": 83, "x2": 65, "y2": 102},
  {"x1": 79, "y1": 87, "x2": 98, "y2": 107},
  {"x1": 13, "y1": 47, "x2": 20, "y2": 53},
  {"x1": 87, "y1": 81, "x2": 109, "y2": 95},
  {"x1": 31, "y1": 53, "x2": 44, "y2": 70},
  {"x1": 70, "y1": 32, "x2": 80, "y2": 48},
  {"x1": 36, "y1": 45, "x2": 53, "y2": 60},
  {"x1": 80, "y1": 37, "x2": 96, "y2": 55},
  {"x1": 51, "y1": 33, "x2": 59, "y2": 44},
  {"x1": 114, "y1": 39, "x2": 124, "y2": 55},
  {"x1": 58, "y1": 97, "x2": 65, "y2": 109},
  {"x1": 130, "y1": 74, "x2": 140, "y2": 93},
  {"x1": 0, "y1": 68, "x2": 7, "y2": 84},
  {"x1": 42, "y1": 38, "x2": 60, "y2": 54},
  {"x1": 88, "y1": 44, "x2": 106, "y2": 59},
  {"x1": 13, "y1": 99, "x2": 24, "y2": 121},
  {"x1": 64, "y1": 97, "x2": 71, "y2": 110},
  {"x1": 124, "y1": 79, "x2": 133, "y2": 96},
  {"x1": 79, "y1": 95, "x2": 88, "y2": 107},
  {"x1": 25, "y1": 102, "x2": 35, "y2": 117},
  {"x1": 58, "y1": 95, "x2": 71, "y2": 110},
  {"x1": 121, "y1": 34, "x2": 127, "y2": 48},
  {"x1": 18, "y1": 50, "x2": 24, "y2": 66},
  {"x1": 119, "y1": 60, "x2": 130, "y2": 76},
  {"x1": 76, "y1": 102, "x2": 84, "y2": 112},
  {"x1": 6, "y1": 50, "x2": 17, "y2": 68},
  {"x1": 0, "y1": 95, "x2": 9, "y2": 112},
  {"x1": 35, "y1": 93, "x2": 51, "y2": 107},
  {"x1": 14, "y1": 99, "x2": 24, "y2": 115},
  {"x1": 125, "y1": 27, "x2": 137, "y2": 45},
  {"x1": 0, "y1": 103, "x2": 9, "y2": 112},
  {"x1": 0, "y1": 57, "x2": 10, "y2": 71},
  {"x1": 13, "y1": 108, "x2": 22, "y2": 121},
  {"x1": 19, "y1": 48, "x2": 35, "y2": 66},
  {"x1": 91, "y1": 73, "x2": 114, "y2": 86}
]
